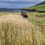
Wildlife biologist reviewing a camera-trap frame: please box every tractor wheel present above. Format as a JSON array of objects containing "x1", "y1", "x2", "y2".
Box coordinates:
[{"x1": 23, "y1": 15, "x2": 28, "y2": 18}]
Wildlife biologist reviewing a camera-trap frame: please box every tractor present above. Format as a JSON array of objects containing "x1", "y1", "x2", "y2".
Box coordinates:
[{"x1": 21, "y1": 10, "x2": 28, "y2": 18}]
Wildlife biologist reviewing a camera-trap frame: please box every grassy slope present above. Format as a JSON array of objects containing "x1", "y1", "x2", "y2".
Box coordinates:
[{"x1": 24, "y1": 1, "x2": 45, "y2": 11}]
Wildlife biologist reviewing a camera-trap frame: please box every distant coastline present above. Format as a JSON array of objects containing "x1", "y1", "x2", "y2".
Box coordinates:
[
  {"x1": 0, "y1": 8, "x2": 22, "y2": 12},
  {"x1": 0, "y1": 8, "x2": 22, "y2": 10}
]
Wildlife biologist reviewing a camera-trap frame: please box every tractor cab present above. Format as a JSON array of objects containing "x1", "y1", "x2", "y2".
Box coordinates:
[
  {"x1": 21, "y1": 10, "x2": 28, "y2": 18},
  {"x1": 21, "y1": 11, "x2": 26, "y2": 15}
]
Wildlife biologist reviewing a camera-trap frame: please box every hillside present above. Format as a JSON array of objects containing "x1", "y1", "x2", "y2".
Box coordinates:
[{"x1": 23, "y1": 1, "x2": 45, "y2": 11}]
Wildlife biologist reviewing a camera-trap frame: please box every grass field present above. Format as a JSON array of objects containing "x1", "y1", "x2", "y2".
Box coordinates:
[
  {"x1": 27, "y1": 12, "x2": 45, "y2": 45},
  {"x1": 0, "y1": 12, "x2": 45, "y2": 45}
]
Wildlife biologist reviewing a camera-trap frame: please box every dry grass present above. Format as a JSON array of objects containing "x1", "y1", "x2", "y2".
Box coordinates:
[
  {"x1": 27, "y1": 12, "x2": 45, "y2": 45},
  {"x1": 0, "y1": 14, "x2": 43, "y2": 45}
]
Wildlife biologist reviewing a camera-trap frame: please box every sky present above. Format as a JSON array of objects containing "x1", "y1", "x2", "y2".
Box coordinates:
[
  {"x1": 0, "y1": 0, "x2": 44, "y2": 2},
  {"x1": 0, "y1": 0, "x2": 44, "y2": 9}
]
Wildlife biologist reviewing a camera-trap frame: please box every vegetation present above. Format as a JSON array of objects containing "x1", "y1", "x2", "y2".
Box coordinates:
[
  {"x1": 26, "y1": 12, "x2": 45, "y2": 45},
  {"x1": 0, "y1": 12, "x2": 45, "y2": 45},
  {"x1": 0, "y1": 12, "x2": 21, "y2": 16},
  {"x1": 23, "y1": 1, "x2": 45, "y2": 12}
]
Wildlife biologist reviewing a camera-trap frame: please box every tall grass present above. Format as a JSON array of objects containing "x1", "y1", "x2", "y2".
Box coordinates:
[
  {"x1": 0, "y1": 14, "x2": 43, "y2": 45},
  {"x1": 27, "y1": 12, "x2": 45, "y2": 45}
]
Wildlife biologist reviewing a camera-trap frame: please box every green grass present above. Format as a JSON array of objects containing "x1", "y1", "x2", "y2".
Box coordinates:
[
  {"x1": 24, "y1": 1, "x2": 45, "y2": 11},
  {"x1": 0, "y1": 12, "x2": 21, "y2": 16}
]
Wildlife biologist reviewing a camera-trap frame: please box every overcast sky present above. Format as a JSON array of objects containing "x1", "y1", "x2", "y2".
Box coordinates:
[
  {"x1": 0, "y1": 0, "x2": 44, "y2": 8},
  {"x1": 0, "y1": 0, "x2": 44, "y2": 2}
]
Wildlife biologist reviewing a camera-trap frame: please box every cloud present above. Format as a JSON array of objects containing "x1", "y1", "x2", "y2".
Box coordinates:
[{"x1": 0, "y1": 0, "x2": 44, "y2": 2}]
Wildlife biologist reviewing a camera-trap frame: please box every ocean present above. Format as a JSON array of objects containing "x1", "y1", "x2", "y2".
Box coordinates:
[{"x1": 0, "y1": 9, "x2": 21, "y2": 12}]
